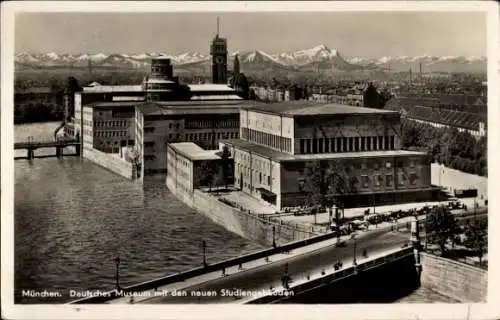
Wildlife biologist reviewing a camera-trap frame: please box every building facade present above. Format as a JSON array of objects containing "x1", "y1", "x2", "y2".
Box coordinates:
[
  {"x1": 166, "y1": 142, "x2": 226, "y2": 194},
  {"x1": 134, "y1": 100, "x2": 255, "y2": 177},
  {"x1": 220, "y1": 102, "x2": 434, "y2": 210},
  {"x1": 210, "y1": 32, "x2": 228, "y2": 84}
]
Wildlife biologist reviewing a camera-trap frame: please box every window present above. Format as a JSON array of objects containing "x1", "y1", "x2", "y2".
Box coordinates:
[
  {"x1": 386, "y1": 162, "x2": 392, "y2": 168},
  {"x1": 259, "y1": 173, "x2": 262, "y2": 184},
  {"x1": 298, "y1": 180, "x2": 305, "y2": 192},
  {"x1": 306, "y1": 139, "x2": 311, "y2": 154},
  {"x1": 318, "y1": 138, "x2": 324, "y2": 153},
  {"x1": 410, "y1": 173, "x2": 418, "y2": 185},
  {"x1": 361, "y1": 175, "x2": 369, "y2": 188},
  {"x1": 390, "y1": 136, "x2": 395, "y2": 150},
  {"x1": 144, "y1": 127, "x2": 155, "y2": 133},
  {"x1": 361, "y1": 137, "x2": 366, "y2": 151},
  {"x1": 268, "y1": 176, "x2": 271, "y2": 186},
  {"x1": 386, "y1": 175, "x2": 393, "y2": 187},
  {"x1": 410, "y1": 160, "x2": 416, "y2": 168},
  {"x1": 361, "y1": 163, "x2": 367, "y2": 170},
  {"x1": 375, "y1": 175, "x2": 381, "y2": 187},
  {"x1": 144, "y1": 141, "x2": 155, "y2": 148},
  {"x1": 398, "y1": 173, "x2": 405, "y2": 186}
]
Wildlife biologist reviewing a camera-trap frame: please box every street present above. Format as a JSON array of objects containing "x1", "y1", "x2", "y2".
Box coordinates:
[{"x1": 141, "y1": 228, "x2": 411, "y2": 304}]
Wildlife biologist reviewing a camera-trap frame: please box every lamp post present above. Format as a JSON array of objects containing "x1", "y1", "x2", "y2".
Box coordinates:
[
  {"x1": 351, "y1": 232, "x2": 358, "y2": 266},
  {"x1": 114, "y1": 257, "x2": 121, "y2": 291},
  {"x1": 202, "y1": 240, "x2": 207, "y2": 268}
]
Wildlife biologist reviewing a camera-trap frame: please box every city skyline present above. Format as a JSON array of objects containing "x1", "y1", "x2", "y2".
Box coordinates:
[{"x1": 15, "y1": 11, "x2": 486, "y2": 58}]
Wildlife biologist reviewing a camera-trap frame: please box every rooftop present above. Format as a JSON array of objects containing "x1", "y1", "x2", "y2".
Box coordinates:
[
  {"x1": 222, "y1": 139, "x2": 427, "y2": 162},
  {"x1": 136, "y1": 100, "x2": 262, "y2": 115},
  {"x1": 188, "y1": 84, "x2": 235, "y2": 92},
  {"x1": 190, "y1": 94, "x2": 243, "y2": 101},
  {"x1": 169, "y1": 142, "x2": 221, "y2": 161},
  {"x1": 243, "y1": 102, "x2": 399, "y2": 117}
]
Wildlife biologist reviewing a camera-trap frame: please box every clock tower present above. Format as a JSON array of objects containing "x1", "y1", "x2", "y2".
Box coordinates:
[{"x1": 210, "y1": 17, "x2": 228, "y2": 84}]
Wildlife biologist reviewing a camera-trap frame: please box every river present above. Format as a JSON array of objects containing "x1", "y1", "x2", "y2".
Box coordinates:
[
  {"x1": 13, "y1": 122, "x2": 454, "y2": 304},
  {"x1": 14, "y1": 122, "x2": 262, "y2": 304}
]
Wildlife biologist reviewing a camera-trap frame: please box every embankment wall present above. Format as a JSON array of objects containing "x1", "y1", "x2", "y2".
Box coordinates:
[
  {"x1": 167, "y1": 176, "x2": 320, "y2": 246},
  {"x1": 84, "y1": 148, "x2": 134, "y2": 180},
  {"x1": 420, "y1": 252, "x2": 487, "y2": 302}
]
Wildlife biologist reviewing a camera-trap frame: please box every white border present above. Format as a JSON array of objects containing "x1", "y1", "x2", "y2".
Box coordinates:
[{"x1": 2, "y1": 2, "x2": 499, "y2": 320}]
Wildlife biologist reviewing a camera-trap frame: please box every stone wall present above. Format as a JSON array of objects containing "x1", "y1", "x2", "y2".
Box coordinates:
[
  {"x1": 167, "y1": 175, "x2": 318, "y2": 246},
  {"x1": 84, "y1": 148, "x2": 134, "y2": 180},
  {"x1": 420, "y1": 252, "x2": 487, "y2": 302}
]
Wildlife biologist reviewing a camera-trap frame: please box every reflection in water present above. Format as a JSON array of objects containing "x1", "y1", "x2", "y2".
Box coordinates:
[{"x1": 14, "y1": 123, "x2": 262, "y2": 303}]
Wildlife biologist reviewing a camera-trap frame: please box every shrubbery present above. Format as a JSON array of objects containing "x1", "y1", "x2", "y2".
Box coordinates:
[{"x1": 401, "y1": 119, "x2": 487, "y2": 176}]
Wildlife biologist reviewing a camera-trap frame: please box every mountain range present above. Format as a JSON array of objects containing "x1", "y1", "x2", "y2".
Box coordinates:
[{"x1": 15, "y1": 45, "x2": 487, "y2": 74}]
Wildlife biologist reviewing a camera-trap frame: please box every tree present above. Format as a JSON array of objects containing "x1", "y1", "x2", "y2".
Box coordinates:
[
  {"x1": 463, "y1": 219, "x2": 487, "y2": 265},
  {"x1": 200, "y1": 162, "x2": 214, "y2": 192},
  {"x1": 221, "y1": 146, "x2": 231, "y2": 191},
  {"x1": 303, "y1": 159, "x2": 354, "y2": 239},
  {"x1": 425, "y1": 206, "x2": 459, "y2": 256}
]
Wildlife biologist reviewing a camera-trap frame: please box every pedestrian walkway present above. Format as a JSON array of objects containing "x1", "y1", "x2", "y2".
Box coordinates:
[{"x1": 279, "y1": 198, "x2": 487, "y2": 226}]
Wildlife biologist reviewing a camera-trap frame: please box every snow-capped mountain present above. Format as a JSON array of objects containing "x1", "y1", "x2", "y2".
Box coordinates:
[{"x1": 14, "y1": 46, "x2": 487, "y2": 73}]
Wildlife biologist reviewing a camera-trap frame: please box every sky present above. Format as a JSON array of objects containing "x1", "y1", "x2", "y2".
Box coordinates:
[{"x1": 15, "y1": 11, "x2": 486, "y2": 58}]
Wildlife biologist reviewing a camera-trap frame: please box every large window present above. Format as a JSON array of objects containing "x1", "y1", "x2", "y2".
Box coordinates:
[{"x1": 386, "y1": 175, "x2": 393, "y2": 187}]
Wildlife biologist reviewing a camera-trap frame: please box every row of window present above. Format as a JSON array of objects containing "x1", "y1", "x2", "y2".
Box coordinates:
[
  {"x1": 299, "y1": 136, "x2": 396, "y2": 154},
  {"x1": 145, "y1": 83, "x2": 175, "y2": 90},
  {"x1": 296, "y1": 173, "x2": 418, "y2": 192},
  {"x1": 143, "y1": 131, "x2": 238, "y2": 142},
  {"x1": 94, "y1": 131, "x2": 129, "y2": 138},
  {"x1": 241, "y1": 128, "x2": 292, "y2": 153},
  {"x1": 237, "y1": 165, "x2": 273, "y2": 188},
  {"x1": 97, "y1": 147, "x2": 121, "y2": 154},
  {"x1": 185, "y1": 119, "x2": 239, "y2": 130},
  {"x1": 95, "y1": 139, "x2": 134, "y2": 147},
  {"x1": 94, "y1": 120, "x2": 128, "y2": 128}
]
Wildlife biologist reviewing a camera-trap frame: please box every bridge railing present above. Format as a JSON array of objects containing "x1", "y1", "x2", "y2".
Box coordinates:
[
  {"x1": 70, "y1": 231, "x2": 339, "y2": 304},
  {"x1": 246, "y1": 246, "x2": 414, "y2": 304}
]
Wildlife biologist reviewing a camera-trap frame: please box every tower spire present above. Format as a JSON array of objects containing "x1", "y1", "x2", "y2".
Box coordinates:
[{"x1": 217, "y1": 17, "x2": 220, "y2": 37}]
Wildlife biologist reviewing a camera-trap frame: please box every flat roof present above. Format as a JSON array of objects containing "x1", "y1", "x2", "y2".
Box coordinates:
[
  {"x1": 191, "y1": 94, "x2": 243, "y2": 101},
  {"x1": 242, "y1": 102, "x2": 399, "y2": 117},
  {"x1": 169, "y1": 142, "x2": 221, "y2": 161},
  {"x1": 188, "y1": 84, "x2": 235, "y2": 92},
  {"x1": 136, "y1": 100, "x2": 262, "y2": 115},
  {"x1": 222, "y1": 139, "x2": 427, "y2": 162},
  {"x1": 91, "y1": 101, "x2": 139, "y2": 107},
  {"x1": 83, "y1": 85, "x2": 143, "y2": 93}
]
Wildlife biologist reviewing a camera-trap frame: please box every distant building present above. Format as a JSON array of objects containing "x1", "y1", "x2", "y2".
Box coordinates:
[
  {"x1": 65, "y1": 24, "x2": 258, "y2": 179},
  {"x1": 385, "y1": 93, "x2": 487, "y2": 137}
]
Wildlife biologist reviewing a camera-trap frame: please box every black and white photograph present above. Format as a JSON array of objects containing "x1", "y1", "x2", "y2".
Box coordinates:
[{"x1": 1, "y1": 1, "x2": 499, "y2": 319}]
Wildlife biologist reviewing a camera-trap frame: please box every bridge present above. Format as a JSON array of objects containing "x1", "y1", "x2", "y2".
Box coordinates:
[
  {"x1": 69, "y1": 218, "x2": 421, "y2": 305},
  {"x1": 14, "y1": 137, "x2": 81, "y2": 160}
]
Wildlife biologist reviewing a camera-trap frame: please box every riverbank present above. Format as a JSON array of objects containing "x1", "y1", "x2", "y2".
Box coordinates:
[{"x1": 166, "y1": 176, "x2": 322, "y2": 247}]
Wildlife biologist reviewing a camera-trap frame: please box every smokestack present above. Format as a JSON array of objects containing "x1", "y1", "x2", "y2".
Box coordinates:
[{"x1": 409, "y1": 68, "x2": 412, "y2": 88}]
